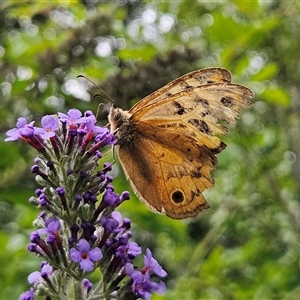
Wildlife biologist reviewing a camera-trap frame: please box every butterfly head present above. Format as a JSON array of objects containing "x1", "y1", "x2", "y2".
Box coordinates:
[{"x1": 108, "y1": 106, "x2": 134, "y2": 145}]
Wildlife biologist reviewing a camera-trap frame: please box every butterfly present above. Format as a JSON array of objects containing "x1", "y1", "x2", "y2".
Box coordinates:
[{"x1": 108, "y1": 68, "x2": 254, "y2": 219}]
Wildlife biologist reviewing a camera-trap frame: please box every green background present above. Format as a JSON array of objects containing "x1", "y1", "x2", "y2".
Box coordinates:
[{"x1": 0, "y1": 1, "x2": 299, "y2": 299}]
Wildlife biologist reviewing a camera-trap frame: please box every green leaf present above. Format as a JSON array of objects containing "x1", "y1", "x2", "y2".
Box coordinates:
[
  {"x1": 251, "y1": 63, "x2": 279, "y2": 81},
  {"x1": 260, "y1": 87, "x2": 290, "y2": 106}
]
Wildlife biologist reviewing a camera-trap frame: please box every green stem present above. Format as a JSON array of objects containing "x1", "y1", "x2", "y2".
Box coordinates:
[{"x1": 74, "y1": 280, "x2": 84, "y2": 300}]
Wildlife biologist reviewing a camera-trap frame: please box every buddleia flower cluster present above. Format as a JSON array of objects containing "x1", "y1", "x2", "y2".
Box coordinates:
[{"x1": 5, "y1": 108, "x2": 167, "y2": 300}]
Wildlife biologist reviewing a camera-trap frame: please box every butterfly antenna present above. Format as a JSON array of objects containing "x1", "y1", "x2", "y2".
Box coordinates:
[{"x1": 77, "y1": 75, "x2": 117, "y2": 106}]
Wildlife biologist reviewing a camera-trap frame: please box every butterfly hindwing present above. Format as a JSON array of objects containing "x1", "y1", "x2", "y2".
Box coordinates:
[{"x1": 118, "y1": 130, "x2": 212, "y2": 219}]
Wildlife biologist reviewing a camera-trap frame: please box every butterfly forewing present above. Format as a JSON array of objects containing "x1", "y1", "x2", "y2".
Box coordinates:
[
  {"x1": 133, "y1": 83, "x2": 253, "y2": 124},
  {"x1": 129, "y1": 68, "x2": 232, "y2": 114}
]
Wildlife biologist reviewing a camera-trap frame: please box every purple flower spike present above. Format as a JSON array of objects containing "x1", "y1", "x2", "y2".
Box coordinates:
[
  {"x1": 120, "y1": 191, "x2": 130, "y2": 202},
  {"x1": 143, "y1": 249, "x2": 167, "y2": 277},
  {"x1": 19, "y1": 287, "x2": 35, "y2": 300},
  {"x1": 58, "y1": 108, "x2": 85, "y2": 126},
  {"x1": 28, "y1": 263, "x2": 53, "y2": 284},
  {"x1": 82, "y1": 278, "x2": 93, "y2": 293},
  {"x1": 132, "y1": 272, "x2": 152, "y2": 300},
  {"x1": 40, "y1": 115, "x2": 59, "y2": 139},
  {"x1": 116, "y1": 241, "x2": 142, "y2": 262},
  {"x1": 80, "y1": 113, "x2": 105, "y2": 134},
  {"x1": 101, "y1": 188, "x2": 119, "y2": 207},
  {"x1": 125, "y1": 262, "x2": 166, "y2": 299},
  {"x1": 144, "y1": 271, "x2": 166, "y2": 294},
  {"x1": 5, "y1": 117, "x2": 43, "y2": 141},
  {"x1": 100, "y1": 216, "x2": 119, "y2": 232},
  {"x1": 127, "y1": 242, "x2": 142, "y2": 259},
  {"x1": 37, "y1": 216, "x2": 60, "y2": 235},
  {"x1": 70, "y1": 239, "x2": 103, "y2": 272},
  {"x1": 5, "y1": 118, "x2": 31, "y2": 141},
  {"x1": 45, "y1": 216, "x2": 61, "y2": 232},
  {"x1": 8, "y1": 108, "x2": 168, "y2": 299},
  {"x1": 122, "y1": 218, "x2": 131, "y2": 230}
]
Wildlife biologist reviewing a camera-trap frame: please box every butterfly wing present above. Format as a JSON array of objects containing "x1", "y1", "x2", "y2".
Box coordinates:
[
  {"x1": 117, "y1": 130, "x2": 216, "y2": 219},
  {"x1": 131, "y1": 83, "x2": 253, "y2": 126},
  {"x1": 129, "y1": 68, "x2": 232, "y2": 113}
]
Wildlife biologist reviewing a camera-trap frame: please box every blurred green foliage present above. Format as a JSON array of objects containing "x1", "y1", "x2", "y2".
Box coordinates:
[{"x1": 0, "y1": 0, "x2": 300, "y2": 299}]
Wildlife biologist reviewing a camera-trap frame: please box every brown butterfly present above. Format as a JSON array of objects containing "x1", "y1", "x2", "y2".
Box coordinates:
[{"x1": 108, "y1": 68, "x2": 253, "y2": 219}]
